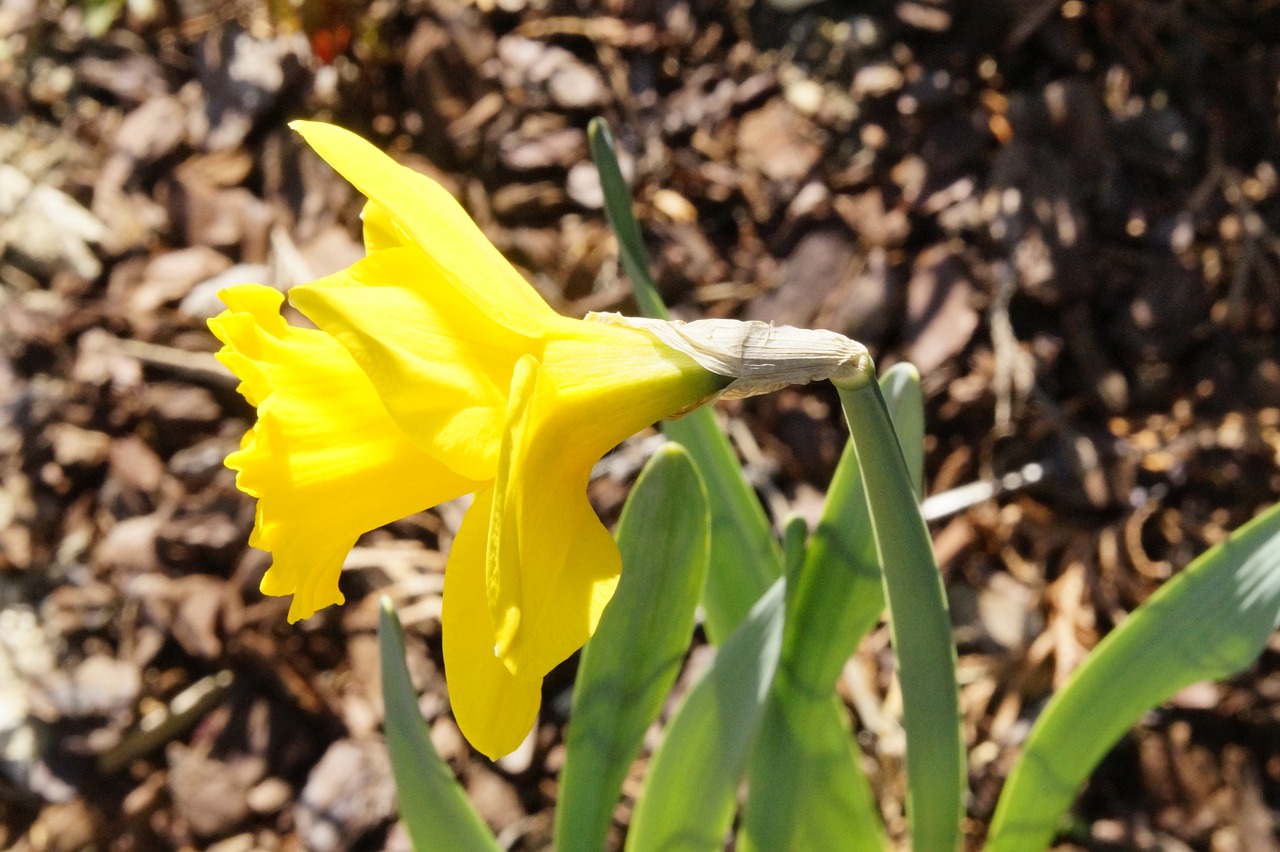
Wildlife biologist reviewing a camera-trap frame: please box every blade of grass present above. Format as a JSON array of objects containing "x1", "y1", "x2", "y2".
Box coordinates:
[
  {"x1": 836, "y1": 372, "x2": 963, "y2": 852},
  {"x1": 556, "y1": 444, "x2": 711, "y2": 852},
  {"x1": 588, "y1": 117, "x2": 781, "y2": 643},
  {"x1": 378, "y1": 599, "x2": 499, "y2": 852},
  {"x1": 987, "y1": 502, "x2": 1280, "y2": 852},
  {"x1": 625, "y1": 579, "x2": 786, "y2": 852}
]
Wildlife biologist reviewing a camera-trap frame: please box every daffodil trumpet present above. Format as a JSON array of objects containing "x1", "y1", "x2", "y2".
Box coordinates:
[{"x1": 209, "y1": 121, "x2": 869, "y2": 758}]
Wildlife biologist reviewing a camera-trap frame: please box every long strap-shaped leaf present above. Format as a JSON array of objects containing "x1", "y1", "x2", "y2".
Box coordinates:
[
  {"x1": 625, "y1": 579, "x2": 787, "y2": 851},
  {"x1": 739, "y1": 510, "x2": 881, "y2": 852},
  {"x1": 585, "y1": 118, "x2": 668, "y2": 322},
  {"x1": 588, "y1": 118, "x2": 782, "y2": 644},
  {"x1": 836, "y1": 373, "x2": 964, "y2": 852},
  {"x1": 879, "y1": 363, "x2": 924, "y2": 499},
  {"x1": 743, "y1": 689, "x2": 884, "y2": 852},
  {"x1": 556, "y1": 445, "x2": 711, "y2": 851},
  {"x1": 987, "y1": 501, "x2": 1280, "y2": 851},
  {"x1": 378, "y1": 599, "x2": 500, "y2": 852}
]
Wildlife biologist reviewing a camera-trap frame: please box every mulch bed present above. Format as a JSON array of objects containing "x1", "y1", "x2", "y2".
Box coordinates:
[{"x1": 4, "y1": 0, "x2": 1280, "y2": 849}]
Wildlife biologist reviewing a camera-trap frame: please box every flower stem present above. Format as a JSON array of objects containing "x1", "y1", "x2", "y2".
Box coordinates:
[{"x1": 835, "y1": 370, "x2": 964, "y2": 852}]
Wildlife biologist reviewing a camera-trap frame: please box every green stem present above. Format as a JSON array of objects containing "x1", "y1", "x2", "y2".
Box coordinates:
[{"x1": 835, "y1": 370, "x2": 964, "y2": 852}]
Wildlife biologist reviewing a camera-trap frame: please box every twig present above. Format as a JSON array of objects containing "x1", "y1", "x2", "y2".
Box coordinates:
[
  {"x1": 108, "y1": 337, "x2": 233, "y2": 387},
  {"x1": 97, "y1": 670, "x2": 234, "y2": 774}
]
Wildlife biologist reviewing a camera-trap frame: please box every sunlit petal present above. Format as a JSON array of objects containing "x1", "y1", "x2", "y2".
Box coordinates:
[
  {"x1": 210, "y1": 283, "x2": 481, "y2": 621},
  {"x1": 443, "y1": 488, "x2": 543, "y2": 759},
  {"x1": 291, "y1": 120, "x2": 556, "y2": 337},
  {"x1": 361, "y1": 199, "x2": 406, "y2": 253},
  {"x1": 290, "y1": 247, "x2": 531, "y2": 481},
  {"x1": 486, "y1": 355, "x2": 622, "y2": 678},
  {"x1": 538, "y1": 317, "x2": 730, "y2": 434}
]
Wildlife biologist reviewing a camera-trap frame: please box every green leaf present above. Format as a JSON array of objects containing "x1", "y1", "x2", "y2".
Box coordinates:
[
  {"x1": 741, "y1": 691, "x2": 884, "y2": 852},
  {"x1": 781, "y1": 512, "x2": 810, "y2": 588},
  {"x1": 837, "y1": 376, "x2": 963, "y2": 852},
  {"x1": 377, "y1": 599, "x2": 499, "y2": 852},
  {"x1": 588, "y1": 117, "x2": 782, "y2": 644},
  {"x1": 625, "y1": 579, "x2": 787, "y2": 852},
  {"x1": 987, "y1": 502, "x2": 1280, "y2": 852},
  {"x1": 663, "y1": 410, "x2": 783, "y2": 642},
  {"x1": 586, "y1": 118, "x2": 667, "y2": 320},
  {"x1": 556, "y1": 444, "x2": 711, "y2": 852},
  {"x1": 879, "y1": 362, "x2": 924, "y2": 500}
]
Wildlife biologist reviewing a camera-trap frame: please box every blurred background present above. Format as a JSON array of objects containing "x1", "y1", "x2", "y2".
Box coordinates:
[{"x1": 3, "y1": 0, "x2": 1280, "y2": 848}]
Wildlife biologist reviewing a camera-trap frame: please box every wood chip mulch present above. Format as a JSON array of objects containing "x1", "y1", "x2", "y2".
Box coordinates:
[{"x1": 4, "y1": 1, "x2": 1280, "y2": 849}]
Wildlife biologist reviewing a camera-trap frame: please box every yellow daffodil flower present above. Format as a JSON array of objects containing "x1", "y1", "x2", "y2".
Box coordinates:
[
  {"x1": 210, "y1": 122, "x2": 733, "y2": 758},
  {"x1": 210, "y1": 121, "x2": 867, "y2": 758}
]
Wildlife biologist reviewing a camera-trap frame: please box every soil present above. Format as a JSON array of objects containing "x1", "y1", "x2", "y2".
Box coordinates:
[{"x1": 4, "y1": 0, "x2": 1280, "y2": 850}]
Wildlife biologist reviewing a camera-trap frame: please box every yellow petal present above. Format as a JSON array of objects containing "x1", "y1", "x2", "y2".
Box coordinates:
[
  {"x1": 443, "y1": 488, "x2": 542, "y2": 759},
  {"x1": 290, "y1": 120, "x2": 555, "y2": 338},
  {"x1": 361, "y1": 199, "x2": 406, "y2": 253},
  {"x1": 209, "y1": 283, "x2": 481, "y2": 621},
  {"x1": 290, "y1": 246, "x2": 531, "y2": 481},
  {"x1": 538, "y1": 317, "x2": 730, "y2": 431},
  {"x1": 487, "y1": 355, "x2": 622, "y2": 678}
]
